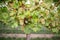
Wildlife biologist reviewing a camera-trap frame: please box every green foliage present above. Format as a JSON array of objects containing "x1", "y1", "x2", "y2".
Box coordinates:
[
  {"x1": 53, "y1": 0, "x2": 59, "y2": 3},
  {"x1": 0, "y1": 0, "x2": 60, "y2": 34},
  {"x1": 0, "y1": 37, "x2": 60, "y2": 40}
]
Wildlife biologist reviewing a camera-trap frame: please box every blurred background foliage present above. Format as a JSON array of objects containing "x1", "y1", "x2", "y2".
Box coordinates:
[{"x1": 0, "y1": 0, "x2": 60, "y2": 34}]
